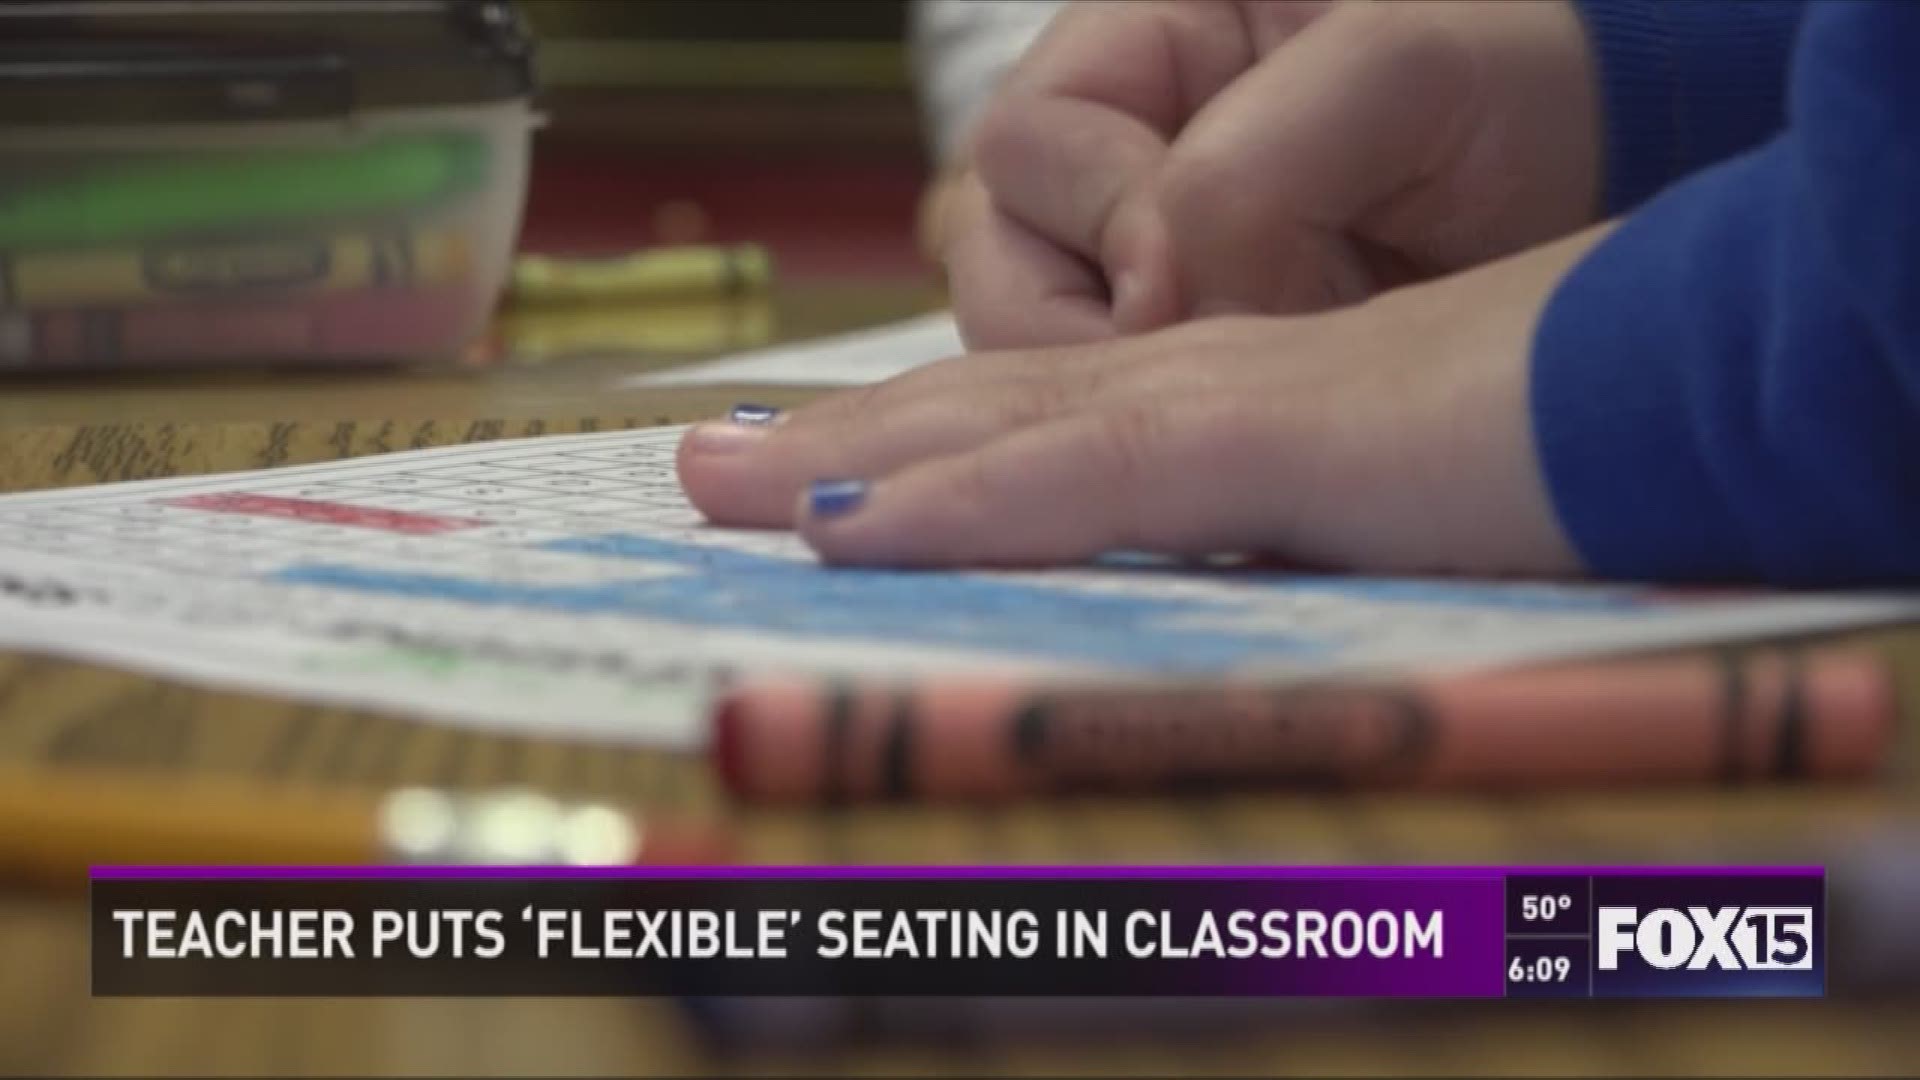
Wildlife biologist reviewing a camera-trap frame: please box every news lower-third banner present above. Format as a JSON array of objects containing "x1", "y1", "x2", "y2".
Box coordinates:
[{"x1": 90, "y1": 866, "x2": 1823, "y2": 998}]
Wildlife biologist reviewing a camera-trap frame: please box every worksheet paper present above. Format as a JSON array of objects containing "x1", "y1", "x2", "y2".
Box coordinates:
[
  {"x1": 0, "y1": 425, "x2": 1913, "y2": 749},
  {"x1": 625, "y1": 311, "x2": 963, "y2": 388}
]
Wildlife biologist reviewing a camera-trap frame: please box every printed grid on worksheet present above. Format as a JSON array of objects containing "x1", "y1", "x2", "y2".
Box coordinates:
[
  {"x1": 0, "y1": 429, "x2": 803, "y2": 580},
  {"x1": 0, "y1": 426, "x2": 1634, "y2": 675},
  {"x1": 3, "y1": 424, "x2": 1918, "y2": 692}
]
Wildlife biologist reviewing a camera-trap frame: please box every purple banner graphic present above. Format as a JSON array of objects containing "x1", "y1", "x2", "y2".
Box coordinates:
[
  {"x1": 90, "y1": 864, "x2": 1822, "y2": 880},
  {"x1": 86, "y1": 867, "x2": 1821, "y2": 999}
]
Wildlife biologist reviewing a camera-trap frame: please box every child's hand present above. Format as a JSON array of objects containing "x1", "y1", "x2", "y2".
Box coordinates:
[
  {"x1": 916, "y1": 165, "x2": 967, "y2": 265},
  {"x1": 948, "y1": 0, "x2": 1600, "y2": 349},
  {"x1": 678, "y1": 225, "x2": 1609, "y2": 577}
]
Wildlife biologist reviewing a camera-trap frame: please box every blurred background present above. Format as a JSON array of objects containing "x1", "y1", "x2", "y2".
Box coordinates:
[{"x1": 520, "y1": 0, "x2": 928, "y2": 282}]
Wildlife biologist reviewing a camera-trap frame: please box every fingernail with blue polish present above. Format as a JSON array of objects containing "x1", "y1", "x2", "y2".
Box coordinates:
[
  {"x1": 809, "y1": 479, "x2": 869, "y2": 519},
  {"x1": 729, "y1": 403, "x2": 782, "y2": 426}
]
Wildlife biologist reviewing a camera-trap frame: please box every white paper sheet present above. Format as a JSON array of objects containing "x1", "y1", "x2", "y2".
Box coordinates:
[
  {"x1": 0, "y1": 425, "x2": 1913, "y2": 749},
  {"x1": 626, "y1": 312, "x2": 964, "y2": 388}
]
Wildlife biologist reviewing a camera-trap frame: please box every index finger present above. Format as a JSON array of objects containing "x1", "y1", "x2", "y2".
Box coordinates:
[
  {"x1": 945, "y1": 173, "x2": 1117, "y2": 350},
  {"x1": 974, "y1": 3, "x2": 1254, "y2": 328},
  {"x1": 964, "y1": 2, "x2": 1338, "y2": 333}
]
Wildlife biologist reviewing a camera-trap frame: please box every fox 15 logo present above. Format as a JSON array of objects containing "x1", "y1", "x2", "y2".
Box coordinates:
[
  {"x1": 1598, "y1": 906, "x2": 1815, "y2": 972},
  {"x1": 1589, "y1": 868, "x2": 1827, "y2": 999}
]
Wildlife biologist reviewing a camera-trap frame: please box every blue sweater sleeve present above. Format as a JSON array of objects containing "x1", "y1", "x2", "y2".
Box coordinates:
[
  {"x1": 1531, "y1": 2, "x2": 1920, "y2": 586},
  {"x1": 1571, "y1": 0, "x2": 1806, "y2": 212}
]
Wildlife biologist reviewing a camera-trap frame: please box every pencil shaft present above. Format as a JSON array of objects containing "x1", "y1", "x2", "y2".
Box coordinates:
[
  {"x1": 0, "y1": 768, "x2": 373, "y2": 887},
  {"x1": 0, "y1": 767, "x2": 732, "y2": 889}
]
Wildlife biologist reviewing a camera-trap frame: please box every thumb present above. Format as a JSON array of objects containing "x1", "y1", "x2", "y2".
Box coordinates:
[{"x1": 1151, "y1": 4, "x2": 1482, "y2": 318}]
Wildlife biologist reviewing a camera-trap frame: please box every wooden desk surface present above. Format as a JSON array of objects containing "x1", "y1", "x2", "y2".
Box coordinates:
[{"x1": 0, "y1": 281, "x2": 1914, "y2": 1078}]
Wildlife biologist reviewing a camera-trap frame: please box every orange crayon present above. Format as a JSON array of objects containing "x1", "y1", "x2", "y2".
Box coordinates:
[{"x1": 713, "y1": 648, "x2": 1898, "y2": 803}]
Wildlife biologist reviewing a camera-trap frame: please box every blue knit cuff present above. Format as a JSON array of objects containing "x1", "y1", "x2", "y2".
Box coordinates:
[
  {"x1": 1570, "y1": 0, "x2": 1806, "y2": 213},
  {"x1": 1530, "y1": 205, "x2": 1753, "y2": 581}
]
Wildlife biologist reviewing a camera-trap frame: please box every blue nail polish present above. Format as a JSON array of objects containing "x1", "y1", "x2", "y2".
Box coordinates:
[
  {"x1": 809, "y1": 479, "x2": 869, "y2": 519},
  {"x1": 728, "y1": 403, "x2": 781, "y2": 426}
]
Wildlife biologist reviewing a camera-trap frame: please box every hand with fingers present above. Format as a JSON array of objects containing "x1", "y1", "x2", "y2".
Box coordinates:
[
  {"x1": 680, "y1": 225, "x2": 1606, "y2": 577},
  {"x1": 678, "y1": 0, "x2": 1608, "y2": 576},
  {"x1": 943, "y1": 0, "x2": 1601, "y2": 349},
  {"x1": 681, "y1": 3, "x2": 1920, "y2": 587}
]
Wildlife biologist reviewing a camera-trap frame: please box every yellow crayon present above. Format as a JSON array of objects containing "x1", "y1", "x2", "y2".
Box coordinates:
[
  {"x1": 0, "y1": 229, "x2": 473, "y2": 308},
  {"x1": 508, "y1": 244, "x2": 773, "y2": 306},
  {"x1": 494, "y1": 299, "x2": 774, "y2": 363}
]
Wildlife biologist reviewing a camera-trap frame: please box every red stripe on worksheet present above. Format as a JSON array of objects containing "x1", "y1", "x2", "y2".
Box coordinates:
[{"x1": 163, "y1": 493, "x2": 480, "y2": 535}]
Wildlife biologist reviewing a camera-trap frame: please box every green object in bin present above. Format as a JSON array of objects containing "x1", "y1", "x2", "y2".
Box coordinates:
[{"x1": 0, "y1": 133, "x2": 490, "y2": 248}]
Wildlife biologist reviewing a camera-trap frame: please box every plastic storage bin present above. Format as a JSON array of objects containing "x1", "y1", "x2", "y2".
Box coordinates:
[{"x1": 0, "y1": 0, "x2": 537, "y2": 370}]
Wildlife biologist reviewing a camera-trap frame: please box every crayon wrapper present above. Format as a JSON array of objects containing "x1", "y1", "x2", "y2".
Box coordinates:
[
  {"x1": 496, "y1": 301, "x2": 776, "y2": 361},
  {"x1": 510, "y1": 245, "x2": 772, "y2": 305},
  {"x1": 1, "y1": 230, "x2": 472, "y2": 309},
  {"x1": 715, "y1": 650, "x2": 1897, "y2": 802},
  {"x1": 2, "y1": 286, "x2": 483, "y2": 369}
]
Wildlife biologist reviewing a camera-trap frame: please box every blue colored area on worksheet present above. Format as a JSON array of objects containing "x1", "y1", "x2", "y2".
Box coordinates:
[{"x1": 270, "y1": 531, "x2": 1648, "y2": 673}]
